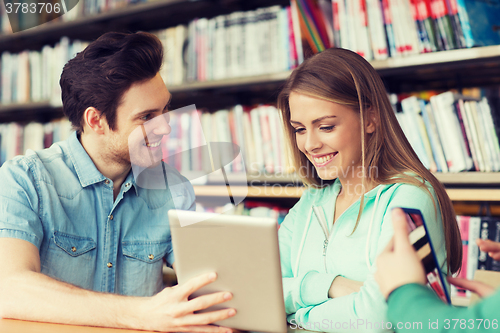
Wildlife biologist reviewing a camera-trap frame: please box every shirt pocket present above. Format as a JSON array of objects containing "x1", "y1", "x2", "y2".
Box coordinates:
[
  {"x1": 120, "y1": 240, "x2": 169, "y2": 296},
  {"x1": 41, "y1": 231, "x2": 97, "y2": 290}
]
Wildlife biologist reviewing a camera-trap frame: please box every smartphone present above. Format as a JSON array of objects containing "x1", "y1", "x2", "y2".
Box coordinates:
[{"x1": 399, "y1": 207, "x2": 451, "y2": 304}]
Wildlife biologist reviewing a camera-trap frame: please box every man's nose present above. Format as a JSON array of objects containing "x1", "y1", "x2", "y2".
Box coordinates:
[{"x1": 151, "y1": 114, "x2": 171, "y2": 136}]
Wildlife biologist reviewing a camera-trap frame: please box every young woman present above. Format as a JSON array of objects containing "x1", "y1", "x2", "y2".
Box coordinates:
[
  {"x1": 277, "y1": 48, "x2": 462, "y2": 332},
  {"x1": 376, "y1": 208, "x2": 499, "y2": 333}
]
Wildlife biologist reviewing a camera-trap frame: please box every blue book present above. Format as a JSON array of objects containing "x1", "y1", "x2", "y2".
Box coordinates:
[{"x1": 457, "y1": 0, "x2": 500, "y2": 47}]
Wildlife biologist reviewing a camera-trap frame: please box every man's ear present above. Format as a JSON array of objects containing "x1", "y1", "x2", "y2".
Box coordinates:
[
  {"x1": 83, "y1": 107, "x2": 107, "y2": 135},
  {"x1": 365, "y1": 108, "x2": 378, "y2": 134}
]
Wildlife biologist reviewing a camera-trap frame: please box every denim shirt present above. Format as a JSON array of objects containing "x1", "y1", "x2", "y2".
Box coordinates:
[{"x1": 0, "y1": 132, "x2": 195, "y2": 296}]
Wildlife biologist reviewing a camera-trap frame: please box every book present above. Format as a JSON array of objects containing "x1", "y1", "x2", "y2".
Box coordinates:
[
  {"x1": 420, "y1": 99, "x2": 448, "y2": 172},
  {"x1": 366, "y1": 0, "x2": 389, "y2": 60},
  {"x1": 457, "y1": 0, "x2": 500, "y2": 47},
  {"x1": 381, "y1": 0, "x2": 398, "y2": 56},
  {"x1": 444, "y1": 0, "x2": 466, "y2": 48},
  {"x1": 430, "y1": 92, "x2": 472, "y2": 172}
]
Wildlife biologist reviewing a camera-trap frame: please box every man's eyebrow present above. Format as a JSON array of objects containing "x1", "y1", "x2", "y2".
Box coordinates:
[
  {"x1": 134, "y1": 95, "x2": 172, "y2": 119},
  {"x1": 290, "y1": 115, "x2": 336, "y2": 125}
]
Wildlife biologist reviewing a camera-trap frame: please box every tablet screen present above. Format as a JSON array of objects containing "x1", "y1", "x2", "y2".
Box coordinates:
[{"x1": 400, "y1": 207, "x2": 451, "y2": 304}]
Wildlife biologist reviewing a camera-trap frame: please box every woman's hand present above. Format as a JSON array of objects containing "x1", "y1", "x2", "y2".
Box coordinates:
[
  {"x1": 374, "y1": 208, "x2": 426, "y2": 300},
  {"x1": 448, "y1": 277, "x2": 495, "y2": 299},
  {"x1": 328, "y1": 276, "x2": 364, "y2": 298},
  {"x1": 476, "y1": 239, "x2": 500, "y2": 261}
]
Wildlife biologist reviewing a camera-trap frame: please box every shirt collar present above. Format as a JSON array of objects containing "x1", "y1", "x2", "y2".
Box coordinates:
[
  {"x1": 67, "y1": 132, "x2": 106, "y2": 188},
  {"x1": 124, "y1": 171, "x2": 139, "y2": 196}
]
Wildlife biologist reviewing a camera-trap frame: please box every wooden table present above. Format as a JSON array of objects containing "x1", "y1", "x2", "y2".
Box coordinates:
[{"x1": 0, "y1": 319, "x2": 314, "y2": 333}]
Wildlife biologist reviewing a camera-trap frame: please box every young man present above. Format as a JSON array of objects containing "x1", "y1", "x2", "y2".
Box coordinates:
[{"x1": 0, "y1": 32, "x2": 235, "y2": 332}]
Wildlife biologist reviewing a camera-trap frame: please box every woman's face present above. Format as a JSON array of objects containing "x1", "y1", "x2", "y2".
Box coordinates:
[{"x1": 289, "y1": 92, "x2": 374, "y2": 182}]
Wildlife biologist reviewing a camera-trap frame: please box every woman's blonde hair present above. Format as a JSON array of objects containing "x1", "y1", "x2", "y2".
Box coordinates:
[{"x1": 277, "y1": 48, "x2": 462, "y2": 274}]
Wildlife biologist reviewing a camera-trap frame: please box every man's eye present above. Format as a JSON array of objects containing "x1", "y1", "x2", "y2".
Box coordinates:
[{"x1": 140, "y1": 114, "x2": 151, "y2": 121}]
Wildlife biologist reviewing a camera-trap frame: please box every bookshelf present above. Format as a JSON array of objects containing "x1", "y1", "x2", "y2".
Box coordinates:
[{"x1": 1, "y1": 0, "x2": 500, "y2": 207}]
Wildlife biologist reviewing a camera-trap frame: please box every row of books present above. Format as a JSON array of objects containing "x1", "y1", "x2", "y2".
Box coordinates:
[
  {"x1": 196, "y1": 200, "x2": 290, "y2": 226},
  {"x1": 162, "y1": 105, "x2": 293, "y2": 175},
  {"x1": 2, "y1": 93, "x2": 499, "y2": 174},
  {"x1": 0, "y1": 3, "x2": 298, "y2": 105},
  {"x1": 393, "y1": 91, "x2": 500, "y2": 172},
  {"x1": 1, "y1": 38, "x2": 88, "y2": 105},
  {"x1": 153, "y1": 5, "x2": 299, "y2": 84},
  {"x1": 0, "y1": 104, "x2": 292, "y2": 174},
  {"x1": 0, "y1": 118, "x2": 73, "y2": 165},
  {"x1": 452, "y1": 215, "x2": 500, "y2": 299},
  {"x1": 293, "y1": 0, "x2": 500, "y2": 61},
  {"x1": 0, "y1": 0, "x2": 146, "y2": 34}
]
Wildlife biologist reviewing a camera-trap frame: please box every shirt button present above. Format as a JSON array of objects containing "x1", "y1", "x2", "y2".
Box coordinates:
[
  {"x1": 148, "y1": 254, "x2": 154, "y2": 260},
  {"x1": 71, "y1": 247, "x2": 76, "y2": 252},
  {"x1": 107, "y1": 262, "x2": 113, "y2": 268},
  {"x1": 104, "y1": 179, "x2": 110, "y2": 184},
  {"x1": 109, "y1": 215, "x2": 113, "y2": 220},
  {"x1": 125, "y1": 183, "x2": 130, "y2": 187}
]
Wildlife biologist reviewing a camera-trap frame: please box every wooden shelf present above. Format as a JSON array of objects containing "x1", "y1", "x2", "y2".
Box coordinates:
[
  {"x1": 199, "y1": 172, "x2": 500, "y2": 186},
  {"x1": 168, "y1": 71, "x2": 292, "y2": 93},
  {"x1": 434, "y1": 172, "x2": 500, "y2": 185},
  {"x1": 193, "y1": 185, "x2": 304, "y2": 199},
  {"x1": 447, "y1": 189, "x2": 500, "y2": 202},
  {"x1": 372, "y1": 45, "x2": 500, "y2": 71},
  {"x1": 193, "y1": 182, "x2": 500, "y2": 201}
]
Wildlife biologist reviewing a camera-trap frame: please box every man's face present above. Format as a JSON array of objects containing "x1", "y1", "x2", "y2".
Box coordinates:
[{"x1": 103, "y1": 73, "x2": 172, "y2": 168}]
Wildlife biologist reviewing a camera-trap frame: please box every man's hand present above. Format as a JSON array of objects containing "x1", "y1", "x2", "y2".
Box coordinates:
[
  {"x1": 138, "y1": 272, "x2": 235, "y2": 332},
  {"x1": 328, "y1": 276, "x2": 364, "y2": 298},
  {"x1": 375, "y1": 208, "x2": 426, "y2": 300},
  {"x1": 476, "y1": 239, "x2": 500, "y2": 261},
  {"x1": 448, "y1": 277, "x2": 495, "y2": 299}
]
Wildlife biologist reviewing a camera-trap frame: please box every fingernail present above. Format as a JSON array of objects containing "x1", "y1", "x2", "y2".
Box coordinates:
[
  {"x1": 228, "y1": 309, "x2": 236, "y2": 316},
  {"x1": 224, "y1": 292, "x2": 232, "y2": 300},
  {"x1": 208, "y1": 272, "x2": 217, "y2": 281}
]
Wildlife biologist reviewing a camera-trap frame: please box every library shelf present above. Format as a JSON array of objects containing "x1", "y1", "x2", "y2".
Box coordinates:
[
  {"x1": 168, "y1": 71, "x2": 293, "y2": 93},
  {"x1": 0, "y1": 0, "x2": 290, "y2": 54},
  {"x1": 0, "y1": 102, "x2": 63, "y2": 123},
  {"x1": 199, "y1": 172, "x2": 500, "y2": 186},
  {"x1": 193, "y1": 185, "x2": 304, "y2": 199},
  {"x1": 6, "y1": 41, "x2": 500, "y2": 114},
  {"x1": 192, "y1": 185, "x2": 500, "y2": 202},
  {"x1": 4, "y1": 44, "x2": 500, "y2": 114},
  {"x1": 434, "y1": 172, "x2": 500, "y2": 185},
  {"x1": 192, "y1": 172, "x2": 500, "y2": 202},
  {"x1": 371, "y1": 45, "x2": 500, "y2": 72},
  {"x1": 0, "y1": 101, "x2": 57, "y2": 113}
]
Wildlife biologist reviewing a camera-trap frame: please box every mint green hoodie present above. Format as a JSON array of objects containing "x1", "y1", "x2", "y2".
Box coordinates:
[{"x1": 279, "y1": 178, "x2": 448, "y2": 332}]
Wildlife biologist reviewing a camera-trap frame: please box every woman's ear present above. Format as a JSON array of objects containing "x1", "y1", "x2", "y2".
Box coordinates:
[{"x1": 365, "y1": 108, "x2": 378, "y2": 134}]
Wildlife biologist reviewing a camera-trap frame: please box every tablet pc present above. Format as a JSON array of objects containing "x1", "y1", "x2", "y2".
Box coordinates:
[
  {"x1": 400, "y1": 207, "x2": 451, "y2": 304},
  {"x1": 168, "y1": 210, "x2": 288, "y2": 333}
]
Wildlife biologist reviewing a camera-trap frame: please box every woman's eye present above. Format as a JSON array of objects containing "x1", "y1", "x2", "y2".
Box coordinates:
[
  {"x1": 294, "y1": 128, "x2": 305, "y2": 134},
  {"x1": 320, "y1": 126, "x2": 334, "y2": 131}
]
